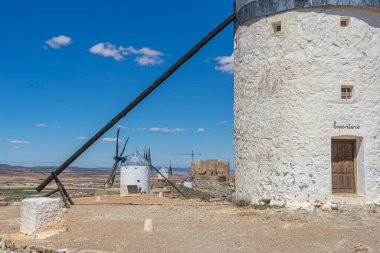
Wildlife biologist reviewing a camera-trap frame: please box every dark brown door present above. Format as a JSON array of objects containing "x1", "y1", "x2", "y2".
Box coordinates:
[{"x1": 331, "y1": 140, "x2": 355, "y2": 193}]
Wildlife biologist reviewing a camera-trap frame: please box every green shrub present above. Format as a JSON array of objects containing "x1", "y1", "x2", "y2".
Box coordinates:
[
  {"x1": 234, "y1": 199, "x2": 251, "y2": 208},
  {"x1": 251, "y1": 203, "x2": 284, "y2": 210}
]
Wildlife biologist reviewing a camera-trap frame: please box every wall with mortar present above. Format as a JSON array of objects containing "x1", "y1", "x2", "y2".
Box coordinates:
[{"x1": 234, "y1": 6, "x2": 380, "y2": 206}]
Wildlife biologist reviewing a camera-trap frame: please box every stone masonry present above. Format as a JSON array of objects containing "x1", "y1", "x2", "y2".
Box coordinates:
[
  {"x1": 191, "y1": 160, "x2": 233, "y2": 183},
  {"x1": 234, "y1": 2, "x2": 380, "y2": 206},
  {"x1": 20, "y1": 198, "x2": 66, "y2": 236}
]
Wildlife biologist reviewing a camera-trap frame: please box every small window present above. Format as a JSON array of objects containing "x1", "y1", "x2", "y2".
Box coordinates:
[
  {"x1": 341, "y1": 86, "x2": 353, "y2": 99},
  {"x1": 340, "y1": 17, "x2": 350, "y2": 27},
  {"x1": 137, "y1": 180, "x2": 140, "y2": 183},
  {"x1": 272, "y1": 21, "x2": 282, "y2": 32}
]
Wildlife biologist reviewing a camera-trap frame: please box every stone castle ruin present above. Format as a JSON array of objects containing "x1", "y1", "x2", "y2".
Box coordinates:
[
  {"x1": 234, "y1": 0, "x2": 380, "y2": 206},
  {"x1": 191, "y1": 160, "x2": 234, "y2": 184}
]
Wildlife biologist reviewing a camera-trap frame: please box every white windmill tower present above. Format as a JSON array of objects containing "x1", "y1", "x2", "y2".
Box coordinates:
[
  {"x1": 120, "y1": 149, "x2": 151, "y2": 196},
  {"x1": 157, "y1": 167, "x2": 169, "y2": 180}
]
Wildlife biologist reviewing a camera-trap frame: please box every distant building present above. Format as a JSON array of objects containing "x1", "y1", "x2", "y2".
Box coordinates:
[
  {"x1": 191, "y1": 160, "x2": 234, "y2": 184},
  {"x1": 183, "y1": 176, "x2": 193, "y2": 188}
]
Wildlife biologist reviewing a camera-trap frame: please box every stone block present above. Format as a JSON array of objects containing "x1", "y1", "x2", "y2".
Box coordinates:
[
  {"x1": 144, "y1": 219, "x2": 153, "y2": 232},
  {"x1": 20, "y1": 198, "x2": 66, "y2": 236}
]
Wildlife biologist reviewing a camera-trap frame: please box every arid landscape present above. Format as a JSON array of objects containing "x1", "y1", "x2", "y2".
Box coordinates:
[
  {"x1": 0, "y1": 164, "x2": 209, "y2": 204},
  {"x1": 0, "y1": 164, "x2": 110, "y2": 204}
]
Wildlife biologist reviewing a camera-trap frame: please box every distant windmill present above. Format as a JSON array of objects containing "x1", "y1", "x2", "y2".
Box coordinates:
[
  {"x1": 104, "y1": 128, "x2": 129, "y2": 188},
  {"x1": 141, "y1": 147, "x2": 187, "y2": 199},
  {"x1": 171, "y1": 150, "x2": 202, "y2": 165}
]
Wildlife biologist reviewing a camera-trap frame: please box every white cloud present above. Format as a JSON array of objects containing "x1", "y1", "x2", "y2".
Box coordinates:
[
  {"x1": 45, "y1": 35, "x2": 72, "y2": 49},
  {"x1": 218, "y1": 120, "x2": 228, "y2": 125},
  {"x1": 89, "y1": 43, "x2": 164, "y2": 65},
  {"x1": 215, "y1": 54, "x2": 234, "y2": 74},
  {"x1": 89, "y1": 43, "x2": 123, "y2": 61},
  {"x1": 101, "y1": 137, "x2": 122, "y2": 143},
  {"x1": 6, "y1": 139, "x2": 30, "y2": 144},
  {"x1": 34, "y1": 123, "x2": 48, "y2": 128},
  {"x1": 34, "y1": 123, "x2": 62, "y2": 129},
  {"x1": 120, "y1": 46, "x2": 138, "y2": 55},
  {"x1": 148, "y1": 127, "x2": 186, "y2": 133},
  {"x1": 76, "y1": 136, "x2": 88, "y2": 140},
  {"x1": 134, "y1": 127, "x2": 186, "y2": 133},
  {"x1": 197, "y1": 128, "x2": 206, "y2": 133},
  {"x1": 138, "y1": 47, "x2": 164, "y2": 57},
  {"x1": 135, "y1": 56, "x2": 163, "y2": 66}
]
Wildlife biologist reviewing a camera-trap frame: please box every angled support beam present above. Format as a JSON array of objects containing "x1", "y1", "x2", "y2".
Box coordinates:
[
  {"x1": 51, "y1": 172, "x2": 74, "y2": 208},
  {"x1": 105, "y1": 159, "x2": 119, "y2": 188},
  {"x1": 43, "y1": 188, "x2": 59, "y2": 197},
  {"x1": 36, "y1": 13, "x2": 236, "y2": 193}
]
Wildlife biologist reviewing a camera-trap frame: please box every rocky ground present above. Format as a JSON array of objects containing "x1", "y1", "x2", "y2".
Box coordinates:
[{"x1": 0, "y1": 195, "x2": 379, "y2": 253}]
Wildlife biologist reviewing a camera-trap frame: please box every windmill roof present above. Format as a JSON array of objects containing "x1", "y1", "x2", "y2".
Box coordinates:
[
  {"x1": 183, "y1": 176, "x2": 193, "y2": 182},
  {"x1": 235, "y1": 0, "x2": 380, "y2": 26},
  {"x1": 159, "y1": 167, "x2": 169, "y2": 173},
  {"x1": 121, "y1": 149, "x2": 150, "y2": 166}
]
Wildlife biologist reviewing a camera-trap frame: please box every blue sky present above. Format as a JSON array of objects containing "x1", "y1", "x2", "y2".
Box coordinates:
[{"x1": 0, "y1": 0, "x2": 235, "y2": 169}]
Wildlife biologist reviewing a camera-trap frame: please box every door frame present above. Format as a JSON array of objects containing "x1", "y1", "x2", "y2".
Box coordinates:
[{"x1": 331, "y1": 139, "x2": 357, "y2": 194}]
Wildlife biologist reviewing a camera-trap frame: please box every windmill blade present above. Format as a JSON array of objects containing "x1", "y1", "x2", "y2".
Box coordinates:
[
  {"x1": 105, "y1": 159, "x2": 119, "y2": 188},
  {"x1": 105, "y1": 128, "x2": 122, "y2": 189},
  {"x1": 109, "y1": 165, "x2": 118, "y2": 188},
  {"x1": 144, "y1": 147, "x2": 151, "y2": 165},
  {"x1": 115, "y1": 128, "x2": 120, "y2": 158},
  {"x1": 119, "y1": 137, "x2": 129, "y2": 157},
  {"x1": 171, "y1": 153, "x2": 202, "y2": 155},
  {"x1": 143, "y1": 147, "x2": 147, "y2": 161},
  {"x1": 148, "y1": 147, "x2": 152, "y2": 165}
]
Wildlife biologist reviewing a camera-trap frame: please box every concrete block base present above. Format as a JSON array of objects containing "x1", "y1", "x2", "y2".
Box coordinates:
[{"x1": 20, "y1": 198, "x2": 66, "y2": 237}]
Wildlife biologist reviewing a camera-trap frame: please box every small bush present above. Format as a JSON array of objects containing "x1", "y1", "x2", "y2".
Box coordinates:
[
  {"x1": 251, "y1": 204, "x2": 284, "y2": 210},
  {"x1": 234, "y1": 199, "x2": 251, "y2": 208}
]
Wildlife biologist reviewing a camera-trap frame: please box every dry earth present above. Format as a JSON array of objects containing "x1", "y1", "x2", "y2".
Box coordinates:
[{"x1": 0, "y1": 195, "x2": 379, "y2": 253}]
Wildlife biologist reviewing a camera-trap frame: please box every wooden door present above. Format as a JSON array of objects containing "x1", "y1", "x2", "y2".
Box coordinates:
[{"x1": 331, "y1": 140, "x2": 355, "y2": 193}]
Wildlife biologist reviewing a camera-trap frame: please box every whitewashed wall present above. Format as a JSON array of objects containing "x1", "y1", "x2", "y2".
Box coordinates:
[
  {"x1": 120, "y1": 165, "x2": 150, "y2": 195},
  {"x1": 234, "y1": 7, "x2": 380, "y2": 206}
]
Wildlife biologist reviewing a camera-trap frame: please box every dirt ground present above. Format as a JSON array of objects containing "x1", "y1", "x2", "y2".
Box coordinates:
[{"x1": 0, "y1": 195, "x2": 379, "y2": 253}]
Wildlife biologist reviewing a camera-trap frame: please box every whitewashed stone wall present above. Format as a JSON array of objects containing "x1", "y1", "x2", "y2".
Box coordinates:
[{"x1": 234, "y1": 7, "x2": 380, "y2": 206}]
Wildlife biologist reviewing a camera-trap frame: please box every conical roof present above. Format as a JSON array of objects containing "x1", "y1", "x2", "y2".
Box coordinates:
[
  {"x1": 183, "y1": 176, "x2": 193, "y2": 182},
  {"x1": 121, "y1": 149, "x2": 150, "y2": 166},
  {"x1": 159, "y1": 167, "x2": 169, "y2": 173},
  {"x1": 235, "y1": 0, "x2": 380, "y2": 26}
]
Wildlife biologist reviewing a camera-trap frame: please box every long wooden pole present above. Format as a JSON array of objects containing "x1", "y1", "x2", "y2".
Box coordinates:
[{"x1": 37, "y1": 13, "x2": 235, "y2": 192}]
